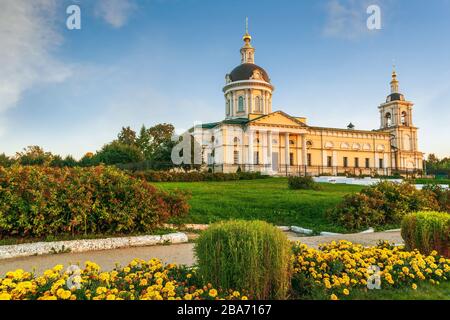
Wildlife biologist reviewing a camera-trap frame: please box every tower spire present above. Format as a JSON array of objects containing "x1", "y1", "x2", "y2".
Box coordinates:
[
  {"x1": 390, "y1": 65, "x2": 399, "y2": 94},
  {"x1": 241, "y1": 17, "x2": 255, "y2": 64}
]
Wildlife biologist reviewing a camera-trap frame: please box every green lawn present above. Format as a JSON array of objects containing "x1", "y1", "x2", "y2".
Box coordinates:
[
  {"x1": 156, "y1": 178, "x2": 363, "y2": 233},
  {"x1": 343, "y1": 281, "x2": 450, "y2": 300}
]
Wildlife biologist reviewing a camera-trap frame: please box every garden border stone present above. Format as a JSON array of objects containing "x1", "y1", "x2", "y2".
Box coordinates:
[{"x1": 0, "y1": 232, "x2": 188, "y2": 260}]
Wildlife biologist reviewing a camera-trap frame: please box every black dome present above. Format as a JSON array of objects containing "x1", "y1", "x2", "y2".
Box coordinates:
[
  {"x1": 229, "y1": 63, "x2": 270, "y2": 82},
  {"x1": 386, "y1": 93, "x2": 405, "y2": 102}
]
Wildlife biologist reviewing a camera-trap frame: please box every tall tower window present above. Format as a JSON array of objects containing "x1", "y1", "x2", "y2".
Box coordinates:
[
  {"x1": 238, "y1": 96, "x2": 244, "y2": 112},
  {"x1": 226, "y1": 100, "x2": 230, "y2": 116},
  {"x1": 255, "y1": 96, "x2": 261, "y2": 112},
  {"x1": 385, "y1": 112, "x2": 392, "y2": 127},
  {"x1": 401, "y1": 111, "x2": 407, "y2": 126}
]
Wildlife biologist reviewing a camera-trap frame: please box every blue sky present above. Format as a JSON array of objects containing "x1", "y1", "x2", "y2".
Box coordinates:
[{"x1": 1, "y1": 0, "x2": 449, "y2": 159}]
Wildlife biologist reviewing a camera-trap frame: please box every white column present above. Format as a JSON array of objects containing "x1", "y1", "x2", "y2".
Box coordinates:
[
  {"x1": 248, "y1": 129, "x2": 254, "y2": 167},
  {"x1": 248, "y1": 89, "x2": 252, "y2": 113},
  {"x1": 301, "y1": 134, "x2": 307, "y2": 167},
  {"x1": 285, "y1": 132, "x2": 290, "y2": 166},
  {"x1": 260, "y1": 130, "x2": 266, "y2": 166},
  {"x1": 267, "y1": 131, "x2": 273, "y2": 168},
  {"x1": 244, "y1": 90, "x2": 249, "y2": 112},
  {"x1": 332, "y1": 151, "x2": 338, "y2": 175},
  {"x1": 296, "y1": 135, "x2": 302, "y2": 166},
  {"x1": 264, "y1": 92, "x2": 268, "y2": 114}
]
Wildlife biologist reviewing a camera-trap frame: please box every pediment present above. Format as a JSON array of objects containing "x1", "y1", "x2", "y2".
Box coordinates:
[{"x1": 249, "y1": 111, "x2": 306, "y2": 128}]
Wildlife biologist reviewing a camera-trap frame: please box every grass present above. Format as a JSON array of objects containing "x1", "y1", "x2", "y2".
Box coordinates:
[
  {"x1": 156, "y1": 178, "x2": 363, "y2": 233},
  {"x1": 342, "y1": 281, "x2": 450, "y2": 300},
  {"x1": 415, "y1": 178, "x2": 450, "y2": 185},
  {"x1": 0, "y1": 228, "x2": 176, "y2": 247}
]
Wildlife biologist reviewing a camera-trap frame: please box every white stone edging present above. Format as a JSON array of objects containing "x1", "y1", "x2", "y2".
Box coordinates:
[
  {"x1": 290, "y1": 226, "x2": 313, "y2": 235},
  {"x1": 0, "y1": 233, "x2": 188, "y2": 261}
]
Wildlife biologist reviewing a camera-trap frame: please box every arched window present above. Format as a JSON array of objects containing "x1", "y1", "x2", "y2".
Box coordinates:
[
  {"x1": 385, "y1": 112, "x2": 392, "y2": 127},
  {"x1": 233, "y1": 137, "x2": 239, "y2": 145},
  {"x1": 226, "y1": 100, "x2": 230, "y2": 115},
  {"x1": 238, "y1": 96, "x2": 244, "y2": 112},
  {"x1": 306, "y1": 141, "x2": 313, "y2": 148},
  {"x1": 401, "y1": 111, "x2": 407, "y2": 126},
  {"x1": 255, "y1": 96, "x2": 261, "y2": 112}
]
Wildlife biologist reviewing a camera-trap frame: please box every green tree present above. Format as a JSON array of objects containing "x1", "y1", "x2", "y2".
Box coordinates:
[
  {"x1": 94, "y1": 141, "x2": 144, "y2": 165},
  {"x1": 16, "y1": 146, "x2": 54, "y2": 166},
  {"x1": 117, "y1": 126, "x2": 137, "y2": 146},
  {"x1": 0, "y1": 153, "x2": 15, "y2": 167},
  {"x1": 146, "y1": 123, "x2": 175, "y2": 162}
]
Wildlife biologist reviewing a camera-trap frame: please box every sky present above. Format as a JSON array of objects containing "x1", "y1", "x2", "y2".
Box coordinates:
[{"x1": 0, "y1": 0, "x2": 449, "y2": 159}]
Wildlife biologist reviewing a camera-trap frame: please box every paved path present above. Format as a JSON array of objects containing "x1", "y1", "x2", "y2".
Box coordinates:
[{"x1": 0, "y1": 231, "x2": 403, "y2": 277}]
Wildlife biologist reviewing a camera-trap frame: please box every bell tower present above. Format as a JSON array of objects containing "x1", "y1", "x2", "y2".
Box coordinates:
[
  {"x1": 240, "y1": 18, "x2": 255, "y2": 64},
  {"x1": 378, "y1": 67, "x2": 423, "y2": 173}
]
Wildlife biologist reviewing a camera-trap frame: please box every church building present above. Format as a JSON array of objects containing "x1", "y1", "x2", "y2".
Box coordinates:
[{"x1": 195, "y1": 26, "x2": 424, "y2": 176}]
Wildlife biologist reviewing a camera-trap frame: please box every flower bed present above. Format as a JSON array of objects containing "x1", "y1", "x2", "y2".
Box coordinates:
[
  {"x1": 1, "y1": 241, "x2": 449, "y2": 300},
  {"x1": 292, "y1": 240, "x2": 450, "y2": 300}
]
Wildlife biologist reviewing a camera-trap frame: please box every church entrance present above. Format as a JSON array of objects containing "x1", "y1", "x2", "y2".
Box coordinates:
[{"x1": 272, "y1": 152, "x2": 279, "y2": 172}]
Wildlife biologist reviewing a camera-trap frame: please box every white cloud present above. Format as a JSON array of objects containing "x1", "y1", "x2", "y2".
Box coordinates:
[
  {"x1": 323, "y1": 0, "x2": 382, "y2": 40},
  {"x1": 0, "y1": 0, "x2": 71, "y2": 118},
  {"x1": 94, "y1": 0, "x2": 137, "y2": 28}
]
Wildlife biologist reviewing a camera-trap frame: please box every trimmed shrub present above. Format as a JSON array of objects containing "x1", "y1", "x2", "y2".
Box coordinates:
[
  {"x1": 328, "y1": 181, "x2": 440, "y2": 231},
  {"x1": 401, "y1": 211, "x2": 450, "y2": 257},
  {"x1": 131, "y1": 170, "x2": 268, "y2": 183},
  {"x1": 195, "y1": 220, "x2": 292, "y2": 300},
  {"x1": 288, "y1": 176, "x2": 321, "y2": 190},
  {"x1": 0, "y1": 165, "x2": 189, "y2": 238}
]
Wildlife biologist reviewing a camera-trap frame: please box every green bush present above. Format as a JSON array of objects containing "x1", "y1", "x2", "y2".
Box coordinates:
[
  {"x1": 131, "y1": 170, "x2": 268, "y2": 183},
  {"x1": 288, "y1": 176, "x2": 321, "y2": 190},
  {"x1": 195, "y1": 220, "x2": 292, "y2": 300},
  {"x1": 328, "y1": 181, "x2": 440, "y2": 231},
  {"x1": 422, "y1": 184, "x2": 450, "y2": 213},
  {"x1": 401, "y1": 211, "x2": 450, "y2": 257},
  {"x1": 0, "y1": 165, "x2": 189, "y2": 238}
]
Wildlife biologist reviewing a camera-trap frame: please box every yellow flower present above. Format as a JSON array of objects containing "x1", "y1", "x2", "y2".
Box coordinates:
[
  {"x1": 343, "y1": 288, "x2": 350, "y2": 296},
  {"x1": 242, "y1": 296, "x2": 248, "y2": 300},
  {"x1": 330, "y1": 294, "x2": 339, "y2": 300},
  {"x1": 0, "y1": 293, "x2": 11, "y2": 300},
  {"x1": 57, "y1": 289, "x2": 72, "y2": 300},
  {"x1": 106, "y1": 294, "x2": 116, "y2": 300},
  {"x1": 232, "y1": 291, "x2": 240, "y2": 298},
  {"x1": 96, "y1": 287, "x2": 107, "y2": 295},
  {"x1": 411, "y1": 283, "x2": 417, "y2": 290},
  {"x1": 184, "y1": 294, "x2": 193, "y2": 300},
  {"x1": 209, "y1": 289, "x2": 218, "y2": 298}
]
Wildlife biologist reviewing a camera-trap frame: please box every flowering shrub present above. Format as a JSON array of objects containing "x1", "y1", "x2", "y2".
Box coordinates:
[
  {"x1": 0, "y1": 165, "x2": 189, "y2": 238},
  {"x1": 291, "y1": 240, "x2": 450, "y2": 300},
  {"x1": 401, "y1": 211, "x2": 450, "y2": 257},
  {"x1": 131, "y1": 170, "x2": 267, "y2": 183},
  {"x1": 0, "y1": 258, "x2": 248, "y2": 300},
  {"x1": 328, "y1": 181, "x2": 440, "y2": 231}
]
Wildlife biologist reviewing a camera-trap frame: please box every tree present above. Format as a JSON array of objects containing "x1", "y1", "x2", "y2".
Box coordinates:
[
  {"x1": 16, "y1": 146, "x2": 54, "y2": 166},
  {"x1": 117, "y1": 126, "x2": 137, "y2": 146},
  {"x1": 147, "y1": 123, "x2": 175, "y2": 162},
  {"x1": 0, "y1": 153, "x2": 15, "y2": 167},
  {"x1": 94, "y1": 141, "x2": 144, "y2": 165},
  {"x1": 136, "y1": 125, "x2": 150, "y2": 156}
]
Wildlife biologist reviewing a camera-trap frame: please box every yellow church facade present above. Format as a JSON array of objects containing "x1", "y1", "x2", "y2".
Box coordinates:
[{"x1": 196, "y1": 28, "x2": 424, "y2": 177}]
